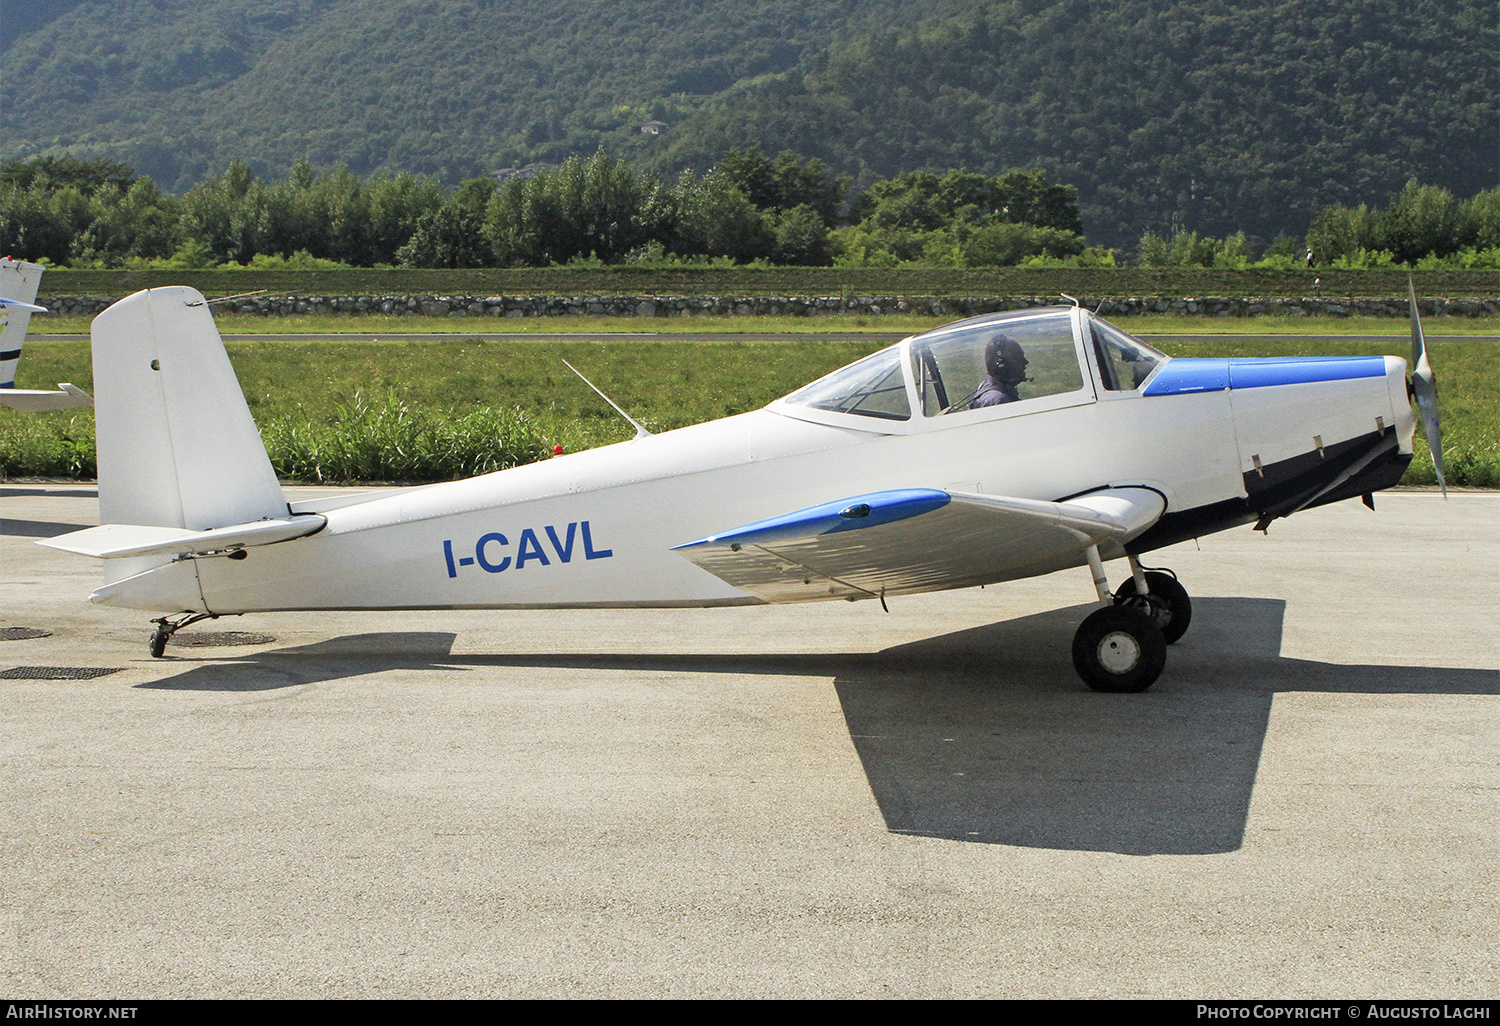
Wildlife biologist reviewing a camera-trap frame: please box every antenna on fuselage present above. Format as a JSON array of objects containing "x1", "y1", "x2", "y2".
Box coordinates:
[
  {"x1": 206, "y1": 290, "x2": 268, "y2": 306},
  {"x1": 561, "y1": 359, "x2": 652, "y2": 439},
  {"x1": 1059, "y1": 293, "x2": 1081, "y2": 307}
]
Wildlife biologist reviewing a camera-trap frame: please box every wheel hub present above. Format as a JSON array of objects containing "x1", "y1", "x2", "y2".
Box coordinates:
[{"x1": 1096, "y1": 630, "x2": 1141, "y2": 673}]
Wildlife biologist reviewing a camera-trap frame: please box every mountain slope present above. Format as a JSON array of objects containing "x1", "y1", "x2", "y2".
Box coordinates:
[
  {"x1": 3, "y1": 0, "x2": 1493, "y2": 247},
  {"x1": 651, "y1": 0, "x2": 1498, "y2": 246},
  {"x1": 1, "y1": 0, "x2": 937, "y2": 187}
]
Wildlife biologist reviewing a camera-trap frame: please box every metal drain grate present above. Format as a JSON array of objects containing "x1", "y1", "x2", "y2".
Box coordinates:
[
  {"x1": 0, "y1": 666, "x2": 123, "y2": 680},
  {"x1": 0, "y1": 628, "x2": 53, "y2": 641},
  {"x1": 172, "y1": 631, "x2": 277, "y2": 648}
]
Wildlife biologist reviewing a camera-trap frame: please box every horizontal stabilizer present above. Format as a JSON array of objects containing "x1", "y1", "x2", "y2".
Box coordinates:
[
  {"x1": 0, "y1": 382, "x2": 93, "y2": 412},
  {"x1": 673, "y1": 486, "x2": 1164, "y2": 603},
  {"x1": 40, "y1": 515, "x2": 326, "y2": 560},
  {"x1": 0, "y1": 297, "x2": 47, "y2": 313}
]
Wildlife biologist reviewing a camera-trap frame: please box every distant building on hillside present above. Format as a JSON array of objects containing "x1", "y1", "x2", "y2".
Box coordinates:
[{"x1": 638, "y1": 120, "x2": 669, "y2": 135}]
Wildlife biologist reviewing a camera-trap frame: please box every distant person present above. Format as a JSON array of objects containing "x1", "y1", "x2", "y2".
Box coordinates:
[
  {"x1": 1305, "y1": 248, "x2": 1314, "y2": 268},
  {"x1": 973, "y1": 335, "x2": 1029, "y2": 407}
]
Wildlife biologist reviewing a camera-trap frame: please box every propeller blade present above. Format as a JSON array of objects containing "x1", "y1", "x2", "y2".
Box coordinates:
[{"x1": 1408, "y1": 278, "x2": 1446, "y2": 496}]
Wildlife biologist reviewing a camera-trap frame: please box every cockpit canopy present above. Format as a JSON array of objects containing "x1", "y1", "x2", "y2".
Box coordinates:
[{"x1": 779, "y1": 308, "x2": 1166, "y2": 425}]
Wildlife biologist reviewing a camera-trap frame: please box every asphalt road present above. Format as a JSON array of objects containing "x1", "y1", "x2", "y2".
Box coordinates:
[{"x1": 1, "y1": 486, "x2": 1495, "y2": 998}]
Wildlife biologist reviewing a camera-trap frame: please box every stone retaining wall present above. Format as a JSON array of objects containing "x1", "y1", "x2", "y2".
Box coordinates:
[{"x1": 37, "y1": 293, "x2": 1498, "y2": 319}]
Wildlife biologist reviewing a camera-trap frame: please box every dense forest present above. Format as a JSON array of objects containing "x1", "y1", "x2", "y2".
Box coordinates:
[
  {"x1": 3, "y1": 152, "x2": 1494, "y2": 270},
  {"x1": 653, "y1": 0, "x2": 1497, "y2": 248},
  {"x1": 2, "y1": 0, "x2": 1493, "y2": 250},
  {"x1": 1, "y1": 0, "x2": 932, "y2": 187}
]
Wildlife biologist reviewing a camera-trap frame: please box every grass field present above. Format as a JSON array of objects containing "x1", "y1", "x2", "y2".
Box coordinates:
[{"x1": 3, "y1": 325, "x2": 1493, "y2": 486}]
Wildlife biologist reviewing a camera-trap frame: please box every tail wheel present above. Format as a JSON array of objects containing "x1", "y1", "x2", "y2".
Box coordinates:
[
  {"x1": 1114, "y1": 571, "x2": 1191, "y2": 644},
  {"x1": 1072, "y1": 605, "x2": 1167, "y2": 693}
]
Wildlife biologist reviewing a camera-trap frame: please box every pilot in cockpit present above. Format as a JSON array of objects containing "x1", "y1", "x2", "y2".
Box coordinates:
[{"x1": 972, "y1": 335, "x2": 1029, "y2": 407}]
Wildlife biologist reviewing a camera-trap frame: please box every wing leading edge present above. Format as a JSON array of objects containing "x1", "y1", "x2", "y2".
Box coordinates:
[{"x1": 672, "y1": 486, "x2": 1165, "y2": 603}]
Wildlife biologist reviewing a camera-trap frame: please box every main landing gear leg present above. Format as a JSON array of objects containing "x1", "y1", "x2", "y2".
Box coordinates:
[
  {"x1": 1072, "y1": 546, "x2": 1167, "y2": 693},
  {"x1": 148, "y1": 612, "x2": 217, "y2": 658},
  {"x1": 1113, "y1": 556, "x2": 1193, "y2": 645}
]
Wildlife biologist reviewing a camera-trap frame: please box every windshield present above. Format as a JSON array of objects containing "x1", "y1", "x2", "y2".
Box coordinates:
[
  {"x1": 909, "y1": 310, "x2": 1084, "y2": 415},
  {"x1": 1089, "y1": 317, "x2": 1165, "y2": 391},
  {"x1": 781, "y1": 344, "x2": 911, "y2": 421}
]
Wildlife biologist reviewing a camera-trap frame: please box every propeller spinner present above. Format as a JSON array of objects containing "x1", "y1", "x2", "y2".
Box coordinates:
[{"x1": 1407, "y1": 278, "x2": 1446, "y2": 496}]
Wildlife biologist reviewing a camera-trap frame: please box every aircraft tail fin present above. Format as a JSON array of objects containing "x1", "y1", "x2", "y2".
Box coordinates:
[
  {"x1": 91, "y1": 287, "x2": 288, "y2": 532},
  {"x1": 0, "y1": 257, "x2": 45, "y2": 390}
]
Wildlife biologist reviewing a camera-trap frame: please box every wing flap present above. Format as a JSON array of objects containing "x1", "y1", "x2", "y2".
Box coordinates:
[
  {"x1": 673, "y1": 487, "x2": 1164, "y2": 603},
  {"x1": 39, "y1": 515, "x2": 326, "y2": 560}
]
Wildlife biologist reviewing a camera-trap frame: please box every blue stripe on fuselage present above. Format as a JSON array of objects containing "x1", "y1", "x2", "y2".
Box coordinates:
[
  {"x1": 1227, "y1": 356, "x2": 1388, "y2": 389},
  {"x1": 674, "y1": 488, "x2": 951, "y2": 550},
  {"x1": 1144, "y1": 357, "x2": 1387, "y2": 396},
  {"x1": 1142, "y1": 359, "x2": 1229, "y2": 396}
]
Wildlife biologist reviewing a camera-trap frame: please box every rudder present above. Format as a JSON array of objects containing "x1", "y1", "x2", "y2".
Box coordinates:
[{"x1": 92, "y1": 287, "x2": 287, "y2": 531}]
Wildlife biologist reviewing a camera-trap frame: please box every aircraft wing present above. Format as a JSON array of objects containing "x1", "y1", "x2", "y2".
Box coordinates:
[
  {"x1": 0, "y1": 383, "x2": 93, "y2": 412},
  {"x1": 672, "y1": 487, "x2": 1165, "y2": 603}
]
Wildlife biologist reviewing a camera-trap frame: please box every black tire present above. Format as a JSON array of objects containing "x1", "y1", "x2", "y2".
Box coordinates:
[
  {"x1": 1072, "y1": 605, "x2": 1167, "y2": 693},
  {"x1": 149, "y1": 626, "x2": 169, "y2": 658},
  {"x1": 1114, "y1": 570, "x2": 1191, "y2": 645}
]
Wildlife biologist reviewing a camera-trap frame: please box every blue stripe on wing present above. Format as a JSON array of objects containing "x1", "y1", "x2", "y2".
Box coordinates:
[{"x1": 673, "y1": 488, "x2": 951, "y2": 550}]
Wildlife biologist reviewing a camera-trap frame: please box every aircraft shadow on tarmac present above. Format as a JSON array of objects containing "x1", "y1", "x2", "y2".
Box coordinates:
[
  {"x1": 0, "y1": 488, "x2": 99, "y2": 499},
  {"x1": 1, "y1": 518, "x2": 94, "y2": 538},
  {"x1": 1, "y1": 504, "x2": 98, "y2": 539},
  {"x1": 134, "y1": 598, "x2": 1497, "y2": 857}
]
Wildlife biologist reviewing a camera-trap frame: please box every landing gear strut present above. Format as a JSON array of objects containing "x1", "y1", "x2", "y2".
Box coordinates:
[
  {"x1": 148, "y1": 612, "x2": 217, "y2": 657},
  {"x1": 1071, "y1": 550, "x2": 1189, "y2": 692},
  {"x1": 1114, "y1": 567, "x2": 1192, "y2": 644}
]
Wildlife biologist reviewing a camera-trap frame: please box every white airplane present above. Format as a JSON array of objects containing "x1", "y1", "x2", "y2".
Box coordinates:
[
  {"x1": 0, "y1": 257, "x2": 93, "y2": 412},
  {"x1": 41, "y1": 284, "x2": 1444, "y2": 691}
]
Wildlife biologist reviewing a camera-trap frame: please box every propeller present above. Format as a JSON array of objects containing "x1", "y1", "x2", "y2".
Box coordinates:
[{"x1": 1407, "y1": 278, "x2": 1446, "y2": 496}]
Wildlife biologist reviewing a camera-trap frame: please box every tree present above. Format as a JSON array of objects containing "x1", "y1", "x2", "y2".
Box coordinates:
[
  {"x1": 851, "y1": 168, "x2": 1082, "y2": 234},
  {"x1": 486, "y1": 153, "x2": 670, "y2": 265},
  {"x1": 770, "y1": 204, "x2": 832, "y2": 265},
  {"x1": 665, "y1": 169, "x2": 773, "y2": 263},
  {"x1": 0, "y1": 156, "x2": 137, "y2": 196},
  {"x1": 178, "y1": 159, "x2": 261, "y2": 263},
  {"x1": 717, "y1": 147, "x2": 849, "y2": 226}
]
